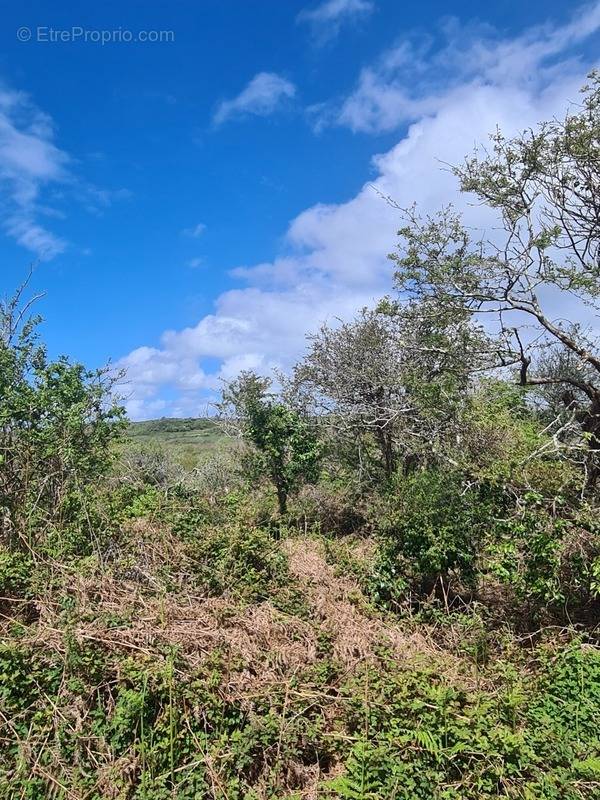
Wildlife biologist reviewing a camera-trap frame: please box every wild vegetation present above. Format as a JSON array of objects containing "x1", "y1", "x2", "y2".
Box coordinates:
[
  {"x1": 1, "y1": 77, "x2": 600, "y2": 799},
  {"x1": 128, "y1": 418, "x2": 227, "y2": 471}
]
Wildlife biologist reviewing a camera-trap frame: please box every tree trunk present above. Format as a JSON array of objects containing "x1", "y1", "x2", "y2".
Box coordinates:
[
  {"x1": 276, "y1": 484, "x2": 287, "y2": 515},
  {"x1": 375, "y1": 424, "x2": 395, "y2": 479},
  {"x1": 403, "y1": 453, "x2": 419, "y2": 475},
  {"x1": 582, "y1": 393, "x2": 600, "y2": 488}
]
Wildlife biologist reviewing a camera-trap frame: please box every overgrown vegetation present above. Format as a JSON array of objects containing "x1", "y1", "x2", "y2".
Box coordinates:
[
  {"x1": 2, "y1": 78, "x2": 600, "y2": 798},
  {"x1": 127, "y1": 417, "x2": 228, "y2": 471}
]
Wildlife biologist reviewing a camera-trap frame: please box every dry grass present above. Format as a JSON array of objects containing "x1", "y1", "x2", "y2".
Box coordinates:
[
  {"x1": 14, "y1": 577, "x2": 318, "y2": 702},
  {"x1": 1, "y1": 527, "x2": 468, "y2": 712},
  {"x1": 3, "y1": 532, "x2": 452, "y2": 693},
  {"x1": 285, "y1": 537, "x2": 434, "y2": 666},
  {"x1": 0, "y1": 532, "x2": 526, "y2": 798}
]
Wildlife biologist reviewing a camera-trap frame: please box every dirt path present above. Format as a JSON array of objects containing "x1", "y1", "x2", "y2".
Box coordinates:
[{"x1": 284, "y1": 537, "x2": 429, "y2": 666}]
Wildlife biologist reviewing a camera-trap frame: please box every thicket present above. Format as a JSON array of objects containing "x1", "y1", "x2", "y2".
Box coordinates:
[{"x1": 2, "y1": 77, "x2": 600, "y2": 799}]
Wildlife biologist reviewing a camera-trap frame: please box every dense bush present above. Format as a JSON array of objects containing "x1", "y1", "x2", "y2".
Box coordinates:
[
  {"x1": 367, "y1": 464, "x2": 600, "y2": 620},
  {"x1": 2, "y1": 635, "x2": 597, "y2": 799},
  {"x1": 0, "y1": 290, "x2": 124, "y2": 553},
  {"x1": 117, "y1": 443, "x2": 185, "y2": 489},
  {"x1": 486, "y1": 500, "x2": 600, "y2": 612},
  {"x1": 180, "y1": 520, "x2": 300, "y2": 607},
  {"x1": 290, "y1": 480, "x2": 366, "y2": 536},
  {"x1": 0, "y1": 643, "x2": 331, "y2": 800},
  {"x1": 368, "y1": 470, "x2": 494, "y2": 606},
  {"x1": 329, "y1": 641, "x2": 600, "y2": 800}
]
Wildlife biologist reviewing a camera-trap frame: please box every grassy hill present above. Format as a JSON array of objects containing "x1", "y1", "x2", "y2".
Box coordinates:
[{"x1": 128, "y1": 417, "x2": 229, "y2": 468}]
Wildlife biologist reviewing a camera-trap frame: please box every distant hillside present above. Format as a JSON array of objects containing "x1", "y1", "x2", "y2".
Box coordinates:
[
  {"x1": 130, "y1": 417, "x2": 219, "y2": 436},
  {"x1": 128, "y1": 417, "x2": 228, "y2": 468}
]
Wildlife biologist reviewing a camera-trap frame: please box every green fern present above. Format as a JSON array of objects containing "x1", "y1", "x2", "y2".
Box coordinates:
[
  {"x1": 324, "y1": 740, "x2": 385, "y2": 799},
  {"x1": 412, "y1": 728, "x2": 441, "y2": 754},
  {"x1": 574, "y1": 757, "x2": 600, "y2": 777}
]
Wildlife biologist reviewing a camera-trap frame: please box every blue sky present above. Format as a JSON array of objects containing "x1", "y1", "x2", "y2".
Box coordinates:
[{"x1": 1, "y1": 0, "x2": 599, "y2": 417}]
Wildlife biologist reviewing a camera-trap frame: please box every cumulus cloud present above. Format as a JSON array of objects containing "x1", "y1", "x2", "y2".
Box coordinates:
[
  {"x1": 213, "y1": 73, "x2": 296, "y2": 126},
  {"x1": 298, "y1": 0, "x2": 375, "y2": 43},
  {"x1": 119, "y1": 2, "x2": 600, "y2": 419},
  {"x1": 315, "y1": 5, "x2": 600, "y2": 132}
]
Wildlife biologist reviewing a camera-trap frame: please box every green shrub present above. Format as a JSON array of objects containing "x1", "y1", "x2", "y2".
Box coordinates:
[
  {"x1": 175, "y1": 519, "x2": 304, "y2": 611},
  {"x1": 0, "y1": 644, "x2": 331, "y2": 800},
  {"x1": 328, "y1": 641, "x2": 600, "y2": 800},
  {"x1": 486, "y1": 499, "x2": 600, "y2": 612},
  {"x1": 219, "y1": 371, "x2": 322, "y2": 515},
  {"x1": 0, "y1": 548, "x2": 34, "y2": 597},
  {"x1": 366, "y1": 465, "x2": 600, "y2": 622},
  {"x1": 369, "y1": 470, "x2": 493, "y2": 606},
  {"x1": 0, "y1": 290, "x2": 125, "y2": 554}
]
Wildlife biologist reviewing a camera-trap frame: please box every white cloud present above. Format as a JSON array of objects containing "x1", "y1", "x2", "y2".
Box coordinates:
[
  {"x1": 118, "y1": 343, "x2": 217, "y2": 419},
  {"x1": 4, "y1": 215, "x2": 66, "y2": 259},
  {"x1": 316, "y1": 5, "x2": 600, "y2": 133},
  {"x1": 0, "y1": 87, "x2": 70, "y2": 258},
  {"x1": 187, "y1": 257, "x2": 203, "y2": 269},
  {"x1": 183, "y1": 222, "x2": 206, "y2": 237},
  {"x1": 0, "y1": 84, "x2": 131, "y2": 260},
  {"x1": 119, "y1": 3, "x2": 600, "y2": 419},
  {"x1": 213, "y1": 73, "x2": 296, "y2": 126},
  {"x1": 298, "y1": 0, "x2": 375, "y2": 42}
]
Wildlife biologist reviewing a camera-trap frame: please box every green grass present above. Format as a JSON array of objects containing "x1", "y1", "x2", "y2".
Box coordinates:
[{"x1": 128, "y1": 417, "x2": 229, "y2": 469}]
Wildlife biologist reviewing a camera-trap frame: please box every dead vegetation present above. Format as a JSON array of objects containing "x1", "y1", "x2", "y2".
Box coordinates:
[
  {"x1": 6, "y1": 533, "x2": 447, "y2": 702},
  {"x1": 284, "y1": 537, "x2": 432, "y2": 666}
]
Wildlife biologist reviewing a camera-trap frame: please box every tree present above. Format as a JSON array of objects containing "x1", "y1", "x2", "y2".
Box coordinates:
[
  {"x1": 291, "y1": 299, "x2": 487, "y2": 480},
  {"x1": 0, "y1": 276, "x2": 125, "y2": 550},
  {"x1": 218, "y1": 371, "x2": 321, "y2": 514},
  {"x1": 390, "y1": 73, "x2": 600, "y2": 484}
]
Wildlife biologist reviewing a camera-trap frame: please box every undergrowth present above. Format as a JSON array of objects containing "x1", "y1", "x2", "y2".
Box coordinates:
[
  {"x1": 2, "y1": 285, "x2": 600, "y2": 798},
  {"x1": 1, "y1": 628, "x2": 599, "y2": 798}
]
